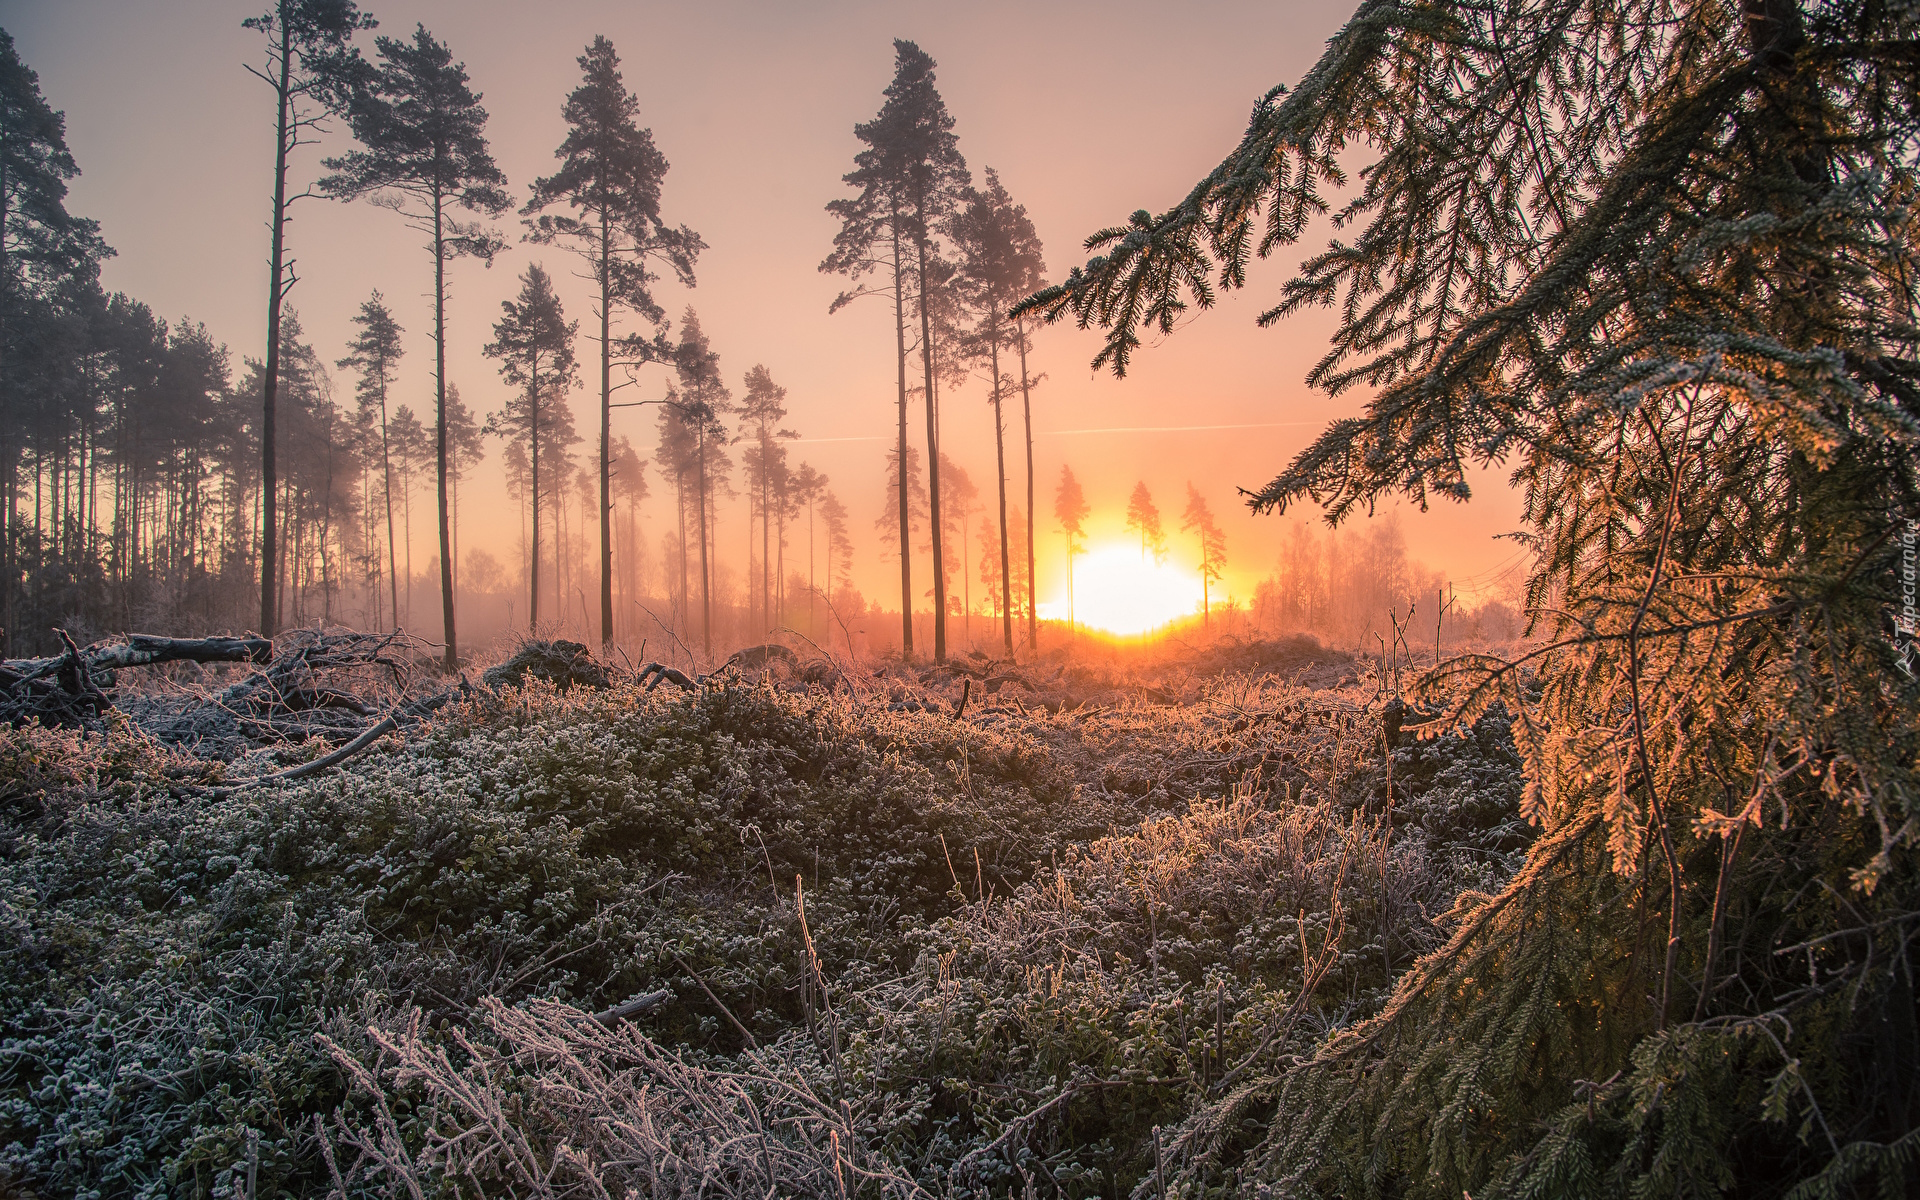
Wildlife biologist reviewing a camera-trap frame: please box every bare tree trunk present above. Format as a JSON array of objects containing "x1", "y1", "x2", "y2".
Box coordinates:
[
  {"x1": 989, "y1": 317, "x2": 1012, "y2": 654},
  {"x1": 259, "y1": 23, "x2": 293, "y2": 636},
  {"x1": 1016, "y1": 319, "x2": 1037, "y2": 651},
  {"x1": 913, "y1": 226, "x2": 947, "y2": 663},
  {"x1": 598, "y1": 211, "x2": 615, "y2": 647},
  {"x1": 697, "y1": 425, "x2": 711, "y2": 658},
  {"x1": 889, "y1": 216, "x2": 913, "y2": 657},
  {"x1": 433, "y1": 189, "x2": 458, "y2": 670},
  {"x1": 530, "y1": 359, "x2": 541, "y2": 630}
]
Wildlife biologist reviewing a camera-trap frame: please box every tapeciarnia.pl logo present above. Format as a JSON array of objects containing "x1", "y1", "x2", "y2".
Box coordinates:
[{"x1": 1897, "y1": 519, "x2": 1918, "y2": 678}]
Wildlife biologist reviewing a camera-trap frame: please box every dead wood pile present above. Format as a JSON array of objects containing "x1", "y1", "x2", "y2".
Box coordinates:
[{"x1": 1, "y1": 627, "x2": 438, "y2": 758}]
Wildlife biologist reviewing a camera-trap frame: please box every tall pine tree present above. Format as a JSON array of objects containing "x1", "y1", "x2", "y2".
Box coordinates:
[
  {"x1": 0, "y1": 29, "x2": 110, "y2": 641},
  {"x1": 826, "y1": 41, "x2": 968, "y2": 661},
  {"x1": 1053, "y1": 464, "x2": 1088, "y2": 634},
  {"x1": 953, "y1": 168, "x2": 1044, "y2": 653},
  {"x1": 242, "y1": 0, "x2": 371, "y2": 637},
  {"x1": 524, "y1": 36, "x2": 702, "y2": 650},
  {"x1": 482, "y1": 265, "x2": 576, "y2": 631},
  {"x1": 322, "y1": 24, "x2": 508, "y2": 670},
  {"x1": 336, "y1": 291, "x2": 402, "y2": 628}
]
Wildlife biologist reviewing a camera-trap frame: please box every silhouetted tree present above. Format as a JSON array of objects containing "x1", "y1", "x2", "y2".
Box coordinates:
[
  {"x1": 823, "y1": 56, "x2": 915, "y2": 656},
  {"x1": 610, "y1": 434, "x2": 647, "y2": 630},
  {"x1": 736, "y1": 364, "x2": 793, "y2": 634},
  {"x1": 819, "y1": 487, "x2": 852, "y2": 599},
  {"x1": 662, "y1": 310, "x2": 729, "y2": 656},
  {"x1": 1053, "y1": 464, "x2": 1088, "y2": 632},
  {"x1": 323, "y1": 23, "x2": 509, "y2": 669},
  {"x1": 241, "y1": 0, "x2": 371, "y2": 636},
  {"x1": 337, "y1": 291, "x2": 402, "y2": 626},
  {"x1": 789, "y1": 461, "x2": 826, "y2": 635},
  {"x1": 829, "y1": 41, "x2": 968, "y2": 661},
  {"x1": 875, "y1": 442, "x2": 929, "y2": 576},
  {"x1": 444, "y1": 381, "x2": 483, "y2": 597},
  {"x1": 1, "y1": 29, "x2": 111, "y2": 638},
  {"x1": 524, "y1": 36, "x2": 702, "y2": 648},
  {"x1": 937, "y1": 452, "x2": 979, "y2": 639},
  {"x1": 1180, "y1": 482, "x2": 1226, "y2": 625},
  {"x1": 1125, "y1": 481, "x2": 1164, "y2": 563},
  {"x1": 953, "y1": 167, "x2": 1044, "y2": 653},
  {"x1": 482, "y1": 265, "x2": 577, "y2": 630}
]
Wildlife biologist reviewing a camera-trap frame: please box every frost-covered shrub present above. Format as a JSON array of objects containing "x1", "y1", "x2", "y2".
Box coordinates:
[{"x1": 0, "y1": 670, "x2": 1524, "y2": 1198}]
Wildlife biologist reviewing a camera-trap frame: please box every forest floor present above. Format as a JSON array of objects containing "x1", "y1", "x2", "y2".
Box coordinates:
[{"x1": 0, "y1": 629, "x2": 1529, "y2": 1199}]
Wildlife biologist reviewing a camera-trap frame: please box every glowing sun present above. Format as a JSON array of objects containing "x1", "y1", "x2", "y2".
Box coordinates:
[{"x1": 1038, "y1": 544, "x2": 1205, "y2": 636}]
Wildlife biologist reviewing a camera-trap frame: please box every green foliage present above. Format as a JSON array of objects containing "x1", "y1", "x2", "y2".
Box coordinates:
[{"x1": 1023, "y1": 0, "x2": 1920, "y2": 1192}]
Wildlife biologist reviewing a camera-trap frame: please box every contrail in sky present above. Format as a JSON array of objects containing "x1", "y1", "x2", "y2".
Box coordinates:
[{"x1": 793, "y1": 421, "x2": 1320, "y2": 444}]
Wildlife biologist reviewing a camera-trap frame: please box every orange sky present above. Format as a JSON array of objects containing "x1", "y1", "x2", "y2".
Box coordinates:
[{"x1": 11, "y1": 0, "x2": 1529, "y2": 625}]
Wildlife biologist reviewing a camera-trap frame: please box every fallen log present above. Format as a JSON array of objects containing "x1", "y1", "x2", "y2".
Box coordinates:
[
  {"x1": 0, "y1": 633, "x2": 272, "y2": 687},
  {"x1": 0, "y1": 630, "x2": 273, "y2": 728}
]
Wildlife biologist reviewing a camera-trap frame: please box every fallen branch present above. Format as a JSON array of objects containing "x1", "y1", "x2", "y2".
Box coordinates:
[
  {"x1": 591, "y1": 988, "x2": 673, "y2": 1027},
  {"x1": 207, "y1": 715, "x2": 398, "y2": 795},
  {"x1": 639, "y1": 661, "x2": 699, "y2": 692}
]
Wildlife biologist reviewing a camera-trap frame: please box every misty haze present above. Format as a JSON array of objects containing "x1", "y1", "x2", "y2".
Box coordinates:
[{"x1": 1, "y1": 1, "x2": 1915, "y2": 1198}]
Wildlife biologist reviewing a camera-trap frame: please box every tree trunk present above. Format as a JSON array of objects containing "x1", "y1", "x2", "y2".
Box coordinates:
[
  {"x1": 433, "y1": 189, "x2": 458, "y2": 671},
  {"x1": 259, "y1": 22, "x2": 293, "y2": 636},
  {"x1": 1016, "y1": 320, "x2": 1037, "y2": 651},
  {"x1": 889, "y1": 214, "x2": 913, "y2": 657},
  {"x1": 991, "y1": 331, "x2": 1012, "y2": 655},
  {"x1": 379, "y1": 386, "x2": 399, "y2": 629},
  {"x1": 530, "y1": 358, "x2": 541, "y2": 629},
  {"x1": 913, "y1": 225, "x2": 947, "y2": 662},
  {"x1": 697, "y1": 423, "x2": 711, "y2": 658},
  {"x1": 598, "y1": 210, "x2": 615, "y2": 647}
]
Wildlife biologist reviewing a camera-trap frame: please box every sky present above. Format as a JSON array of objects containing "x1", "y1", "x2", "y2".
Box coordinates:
[{"x1": 7, "y1": 0, "x2": 1530, "y2": 630}]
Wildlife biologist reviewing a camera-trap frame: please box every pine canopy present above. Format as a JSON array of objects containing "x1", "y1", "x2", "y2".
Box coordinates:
[{"x1": 1023, "y1": 0, "x2": 1920, "y2": 1195}]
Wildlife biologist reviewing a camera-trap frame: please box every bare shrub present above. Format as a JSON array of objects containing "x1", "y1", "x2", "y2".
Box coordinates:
[{"x1": 320, "y1": 998, "x2": 928, "y2": 1199}]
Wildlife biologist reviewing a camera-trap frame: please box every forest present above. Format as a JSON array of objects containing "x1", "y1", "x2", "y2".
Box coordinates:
[{"x1": 2, "y1": 0, "x2": 1917, "y2": 1198}]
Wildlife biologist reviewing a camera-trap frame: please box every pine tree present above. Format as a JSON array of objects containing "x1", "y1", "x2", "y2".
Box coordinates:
[
  {"x1": 241, "y1": 0, "x2": 371, "y2": 637},
  {"x1": 1023, "y1": 0, "x2": 1920, "y2": 1193},
  {"x1": 0, "y1": 29, "x2": 112, "y2": 639},
  {"x1": 610, "y1": 434, "x2": 648, "y2": 631},
  {"x1": 953, "y1": 168, "x2": 1047, "y2": 651},
  {"x1": 830, "y1": 41, "x2": 968, "y2": 661},
  {"x1": 322, "y1": 24, "x2": 509, "y2": 670},
  {"x1": 337, "y1": 292, "x2": 402, "y2": 628},
  {"x1": 482, "y1": 265, "x2": 577, "y2": 631},
  {"x1": 937, "y1": 453, "x2": 979, "y2": 640},
  {"x1": 824, "y1": 47, "x2": 917, "y2": 658},
  {"x1": 1124, "y1": 481, "x2": 1164, "y2": 563},
  {"x1": 953, "y1": 168, "x2": 1046, "y2": 654},
  {"x1": 445, "y1": 381, "x2": 484, "y2": 599},
  {"x1": 818, "y1": 487, "x2": 853, "y2": 612},
  {"x1": 736, "y1": 364, "x2": 794, "y2": 635},
  {"x1": 1054, "y1": 464, "x2": 1089, "y2": 633},
  {"x1": 789, "y1": 461, "x2": 827, "y2": 636},
  {"x1": 524, "y1": 36, "x2": 703, "y2": 649},
  {"x1": 875, "y1": 442, "x2": 930, "y2": 575},
  {"x1": 666, "y1": 309, "x2": 730, "y2": 657},
  {"x1": 1181, "y1": 483, "x2": 1227, "y2": 626}
]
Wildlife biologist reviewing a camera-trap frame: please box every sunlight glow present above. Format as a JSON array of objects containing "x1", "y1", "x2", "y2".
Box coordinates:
[{"x1": 1037, "y1": 543, "x2": 1204, "y2": 636}]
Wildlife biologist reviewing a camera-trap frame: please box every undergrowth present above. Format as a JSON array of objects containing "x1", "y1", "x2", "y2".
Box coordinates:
[{"x1": 0, "y1": 665, "x2": 1524, "y2": 1198}]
